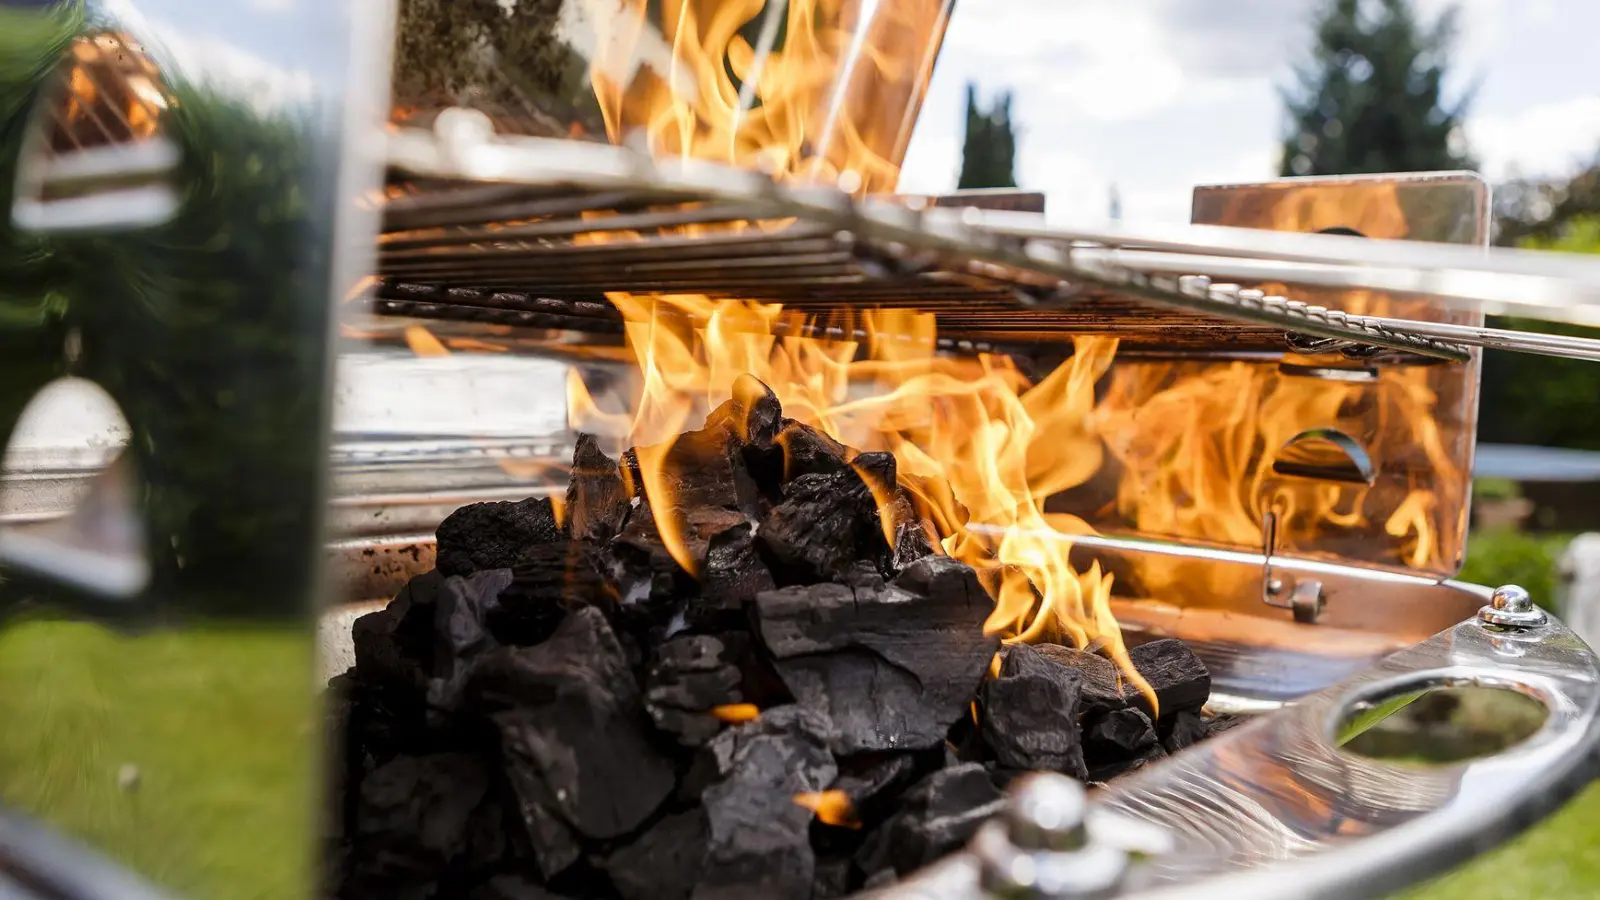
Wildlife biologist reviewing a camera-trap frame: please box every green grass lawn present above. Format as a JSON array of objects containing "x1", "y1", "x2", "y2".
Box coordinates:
[{"x1": 0, "y1": 618, "x2": 315, "y2": 900}]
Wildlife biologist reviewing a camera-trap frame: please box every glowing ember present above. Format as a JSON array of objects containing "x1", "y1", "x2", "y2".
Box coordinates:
[
  {"x1": 403, "y1": 324, "x2": 450, "y2": 358},
  {"x1": 710, "y1": 703, "x2": 761, "y2": 723},
  {"x1": 793, "y1": 790, "x2": 861, "y2": 829}
]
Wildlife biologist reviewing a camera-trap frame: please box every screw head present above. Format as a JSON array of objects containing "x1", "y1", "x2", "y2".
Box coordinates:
[
  {"x1": 1006, "y1": 773, "x2": 1088, "y2": 852},
  {"x1": 1478, "y1": 584, "x2": 1547, "y2": 629}
]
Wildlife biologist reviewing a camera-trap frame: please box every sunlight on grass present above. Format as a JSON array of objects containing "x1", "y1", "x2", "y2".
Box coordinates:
[{"x1": 0, "y1": 618, "x2": 316, "y2": 900}]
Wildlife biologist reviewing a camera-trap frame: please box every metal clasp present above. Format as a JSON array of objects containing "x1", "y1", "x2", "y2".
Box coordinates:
[{"x1": 1261, "y1": 509, "x2": 1325, "y2": 624}]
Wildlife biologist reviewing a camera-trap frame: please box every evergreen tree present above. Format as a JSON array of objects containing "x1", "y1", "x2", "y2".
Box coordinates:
[
  {"x1": 957, "y1": 82, "x2": 1017, "y2": 189},
  {"x1": 1280, "y1": 0, "x2": 1472, "y2": 176}
]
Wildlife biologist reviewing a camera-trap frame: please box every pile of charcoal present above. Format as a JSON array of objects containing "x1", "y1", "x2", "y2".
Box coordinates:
[{"x1": 326, "y1": 376, "x2": 1229, "y2": 900}]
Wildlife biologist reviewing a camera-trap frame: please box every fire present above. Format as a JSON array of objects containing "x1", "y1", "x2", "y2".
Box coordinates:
[
  {"x1": 793, "y1": 790, "x2": 861, "y2": 829},
  {"x1": 585, "y1": 0, "x2": 953, "y2": 194},
  {"x1": 710, "y1": 703, "x2": 761, "y2": 723},
  {"x1": 565, "y1": 294, "x2": 1153, "y2": 705}
]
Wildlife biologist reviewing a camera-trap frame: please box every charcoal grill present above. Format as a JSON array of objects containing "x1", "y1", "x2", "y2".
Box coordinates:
[{"x1": 5, "y1": 1, "x2": 1600, "y2": 899}]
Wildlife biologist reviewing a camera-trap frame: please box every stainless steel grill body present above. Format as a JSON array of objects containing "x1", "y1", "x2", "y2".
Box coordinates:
[{"x1": 2, "y1": 2, "x2": 1600, "y2": 900}]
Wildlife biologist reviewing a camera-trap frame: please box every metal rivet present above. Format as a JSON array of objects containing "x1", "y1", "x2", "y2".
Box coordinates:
[{"x1": 1478, "y1": 584, "x2": 1548, "y2": 629}]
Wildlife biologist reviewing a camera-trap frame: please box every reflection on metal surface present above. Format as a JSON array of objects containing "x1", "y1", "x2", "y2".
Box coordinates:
[
  {"x1": 1270, "y1": 429, "x2": 1376, "y2": 486},
  {"x1": 1338, "y1": 682, "x2": 1549, "y2": 765},
  {"x1": 0, "y1": 0, "x2": 395, "y2": 895},
  {"x1": 885, "y1": 613, "x2": 1600, "y2": 899}
]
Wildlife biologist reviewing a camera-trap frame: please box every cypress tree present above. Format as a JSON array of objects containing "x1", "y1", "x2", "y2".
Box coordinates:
[
  {"x1": 1280, "y1": 0, "x2": 1472, "y2": 176},
  {"x1": 957, "y1": 82, "x2": 1017, "y2": 189}
]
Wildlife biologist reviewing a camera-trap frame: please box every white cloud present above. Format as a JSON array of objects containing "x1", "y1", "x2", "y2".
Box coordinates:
[{"x1": 1468, "y1": 96, "x2": 1600, "y2": 181}]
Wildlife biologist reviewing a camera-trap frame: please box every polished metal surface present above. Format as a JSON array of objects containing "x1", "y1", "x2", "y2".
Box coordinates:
[
  {"x1": 974, "y1": 774, "x2": 1131, "y2": 899},
  {"x1": 0, "y1": 0, "x2": 394, "y2": 895},
  {"x1": 882, "y1": 609, "x2": 1600, "y2": 900},
  {"x1": 1478, "y1": 584, "x2": 1549, "y2": 629}
]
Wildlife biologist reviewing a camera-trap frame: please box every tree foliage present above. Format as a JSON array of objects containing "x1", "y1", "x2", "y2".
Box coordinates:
[
  {"x1": 957, "y1": 82, "x2": 1017, "y2": 190},
  {"x1": 1280, "y1": 0, "x2": 1472, "y2": 176}
]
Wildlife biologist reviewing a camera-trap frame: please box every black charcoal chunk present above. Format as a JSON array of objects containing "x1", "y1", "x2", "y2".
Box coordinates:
[
  {"x1": 567, "y1": 434, "x2": 630, "y2": 542},
  {"x1": 1162, "y1": 708, "x2": 1209, "y2": 754},
  {"x1": 811, "y1": 856, "x2": 855, "y2": 899},
  {"x1": 695, "y1": 706, "x2": 838, "y2": 900},
  {"x1": 696, "y1": 520, "x2": 776, "y2": 623},
  {"x1": 468, "y1": 874, "x2": 570, "y2": 900},
  {"x1": 757, "y1": 469, "x2": 879, "y2": 581},
  {"x1": 1033, "y1": 643, "x2": 1128, "y2": 716},
  {"x1": 1128, "y1": 638, "x2": 1211, "y2": 719},
  {"x1": 490, "y1": 542, "x2": 611, "y2": 646},
  {"x1": 855, "y1": 763, "x2": 1004, "y2": 877},
  {"x1": 352, "y1": 753, "x2": 490, "y2": 878},
  {"x1": 436, "y1": 497, "x2": 563, "y2": 577},
  {"x1": 352, "y1": 570, "x2": 444, "y2": 693},
  {"x1": 862, "y1": 869, "x2": 898, "y2": 890},
  {"x1": 656, "y1": 634, "x2": 731, "y2": 674},
  {"x1": 979, "y1": 643, "x2": 1087, "y2": 778},
  {"x1": 428, "y1": 569, "x2": 513, "y2": 712},
  {"x1": 647, "y1": 665, "x2": 741, "y2": 710},
  {"x1": 755, "y1": 558, "x2": 996, "y2": 754},
  {"x1": 503, "y1": 787, "x2": 583, "y2": 880},
  {"x1": 604, "y1": 808, "x2": 709, "y2": 900},
  {"x1": 1086, "y1": 744, "x2": 1167, "y2": 784},
  {"x1": 1205, "y1": 713, "x2": 1246, "y2": 737},
  {"x1": 1084, "y1": 708, "x2": 1159, "y2": 764},
  {"x1": 469, "y1": 607, "x2": 674, "y2": 842},
  {"x1": 634, "y1": 420, "x2": 761, "y2": 516},
  {"x1": 829, "y1": 753, "x2": 920, "y2": 823},
  {"x1": 773, "y1": 418, "x2": 851, "y2": 480},
  {"x1": 703, "y1": 374, "x2": 783, "y2": 450},
  {"x1": 648, "y1": 706, "x2": 725, "y2": 747}
]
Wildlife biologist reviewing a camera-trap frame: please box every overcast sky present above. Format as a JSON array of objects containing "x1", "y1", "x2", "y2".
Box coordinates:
[{"x1": 897, "y1": 0, "x2": 1600, "y2": 223}]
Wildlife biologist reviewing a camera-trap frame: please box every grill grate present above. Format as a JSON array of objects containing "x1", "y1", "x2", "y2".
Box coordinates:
[{"x1": 372, "y1": 181, "x2": 1402, "y2": 357}]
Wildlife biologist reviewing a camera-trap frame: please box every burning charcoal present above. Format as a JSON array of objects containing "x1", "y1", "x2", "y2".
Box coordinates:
[
  {"x1": 1128, "y1": 638, "x2": 1211, "y2": 720},
  {"x1": 978, "y1": 643, "x2": 1088, "y2": 779},
  {"x1": 694, "y1": 520, "x2": 776, "y2": 626},
  {"x1": 633, "y1": 419, "x2": 761, "y2": 517},
  {"x1": 467, "y1": 607, "x2": 675, "y2": 842},
  {"x1": 428, "y1": 569, "x2": 513, "y2": 713},
  {"x1": 349, "y1": 753, "x2": 491, "y2": 883},
  {"x1": 829, "y1": 753, "x2": 920, "y2": 824},
  {"x1": 755, "y1": 557, "x2": 997, "y2": 754},
  {"x1": 604, "y1": 809, "x2": 709, "y2": 900},
  {"x1": 702, "y1": 374, "x2": 783, "y2": 450},
  {"x1": 695, "y1": 706, "x2": 838, "y2": 900},
  {"x1": 757, "y1": 468, "x2": 880, "y2": 581},
  {"x1": 773, "y1": 418, "x2": 851, "y2": 480},
  {"x1": 1084, "y1": 708, "x2": 1159, "y2": 765},
  {"x1": 1034, "y1": 643, "x2": 1129, "y2": 716},
  {"x1": 1161, "y1": 708, "x2": 1209, "y2": 754},
  {"x1": 854, "y1": 763, "x2": 1004, "y2": 877},
  {"x1": 566, "y1": 434, "x2": 629, "y2": 542},
  {"x1": 436, "y1": 497, "x2": 563, "y2": 577},
  {"x1": 489, "y1": 542, "x2": 612, "y2": 646}
]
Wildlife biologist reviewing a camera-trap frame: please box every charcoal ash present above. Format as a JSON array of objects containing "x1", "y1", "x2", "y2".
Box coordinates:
[
  {"x1": 436, "y1": 497, "x2": 564, "y2": 578},
  {"x1": 978, "y1": 643, "x2": 1087, "y2": 779},
  {"x1": 754, "y1": 557, "x2": 997, "y2": 754}
]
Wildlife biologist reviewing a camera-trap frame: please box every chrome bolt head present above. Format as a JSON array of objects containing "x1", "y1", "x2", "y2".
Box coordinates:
[
  {"x1": 1478, "y1": 584, "x2": 1548, "y2": 629},
  {"x1": 1006, "y1": 773, "x2": 1089, "y2": 852}
]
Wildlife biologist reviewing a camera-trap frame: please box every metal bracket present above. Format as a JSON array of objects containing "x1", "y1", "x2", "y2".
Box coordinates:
[{"x1": 1260, "y1": 509, "x2": 1326, "y2": 624}]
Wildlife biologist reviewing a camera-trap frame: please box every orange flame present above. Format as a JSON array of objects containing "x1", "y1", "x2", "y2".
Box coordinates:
[
  {"x1": 403, "y1": 324, "x2": 450, "y2": 358},
  {"x1": 793, "y1": 790, "x2": 861, "y2": 829},
  {"x1": 586, "y1": 0, "x2": 952, "y2": 194},
  {"x1": 710, "y1": 703, "x2": 761, "y2": 723}
]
